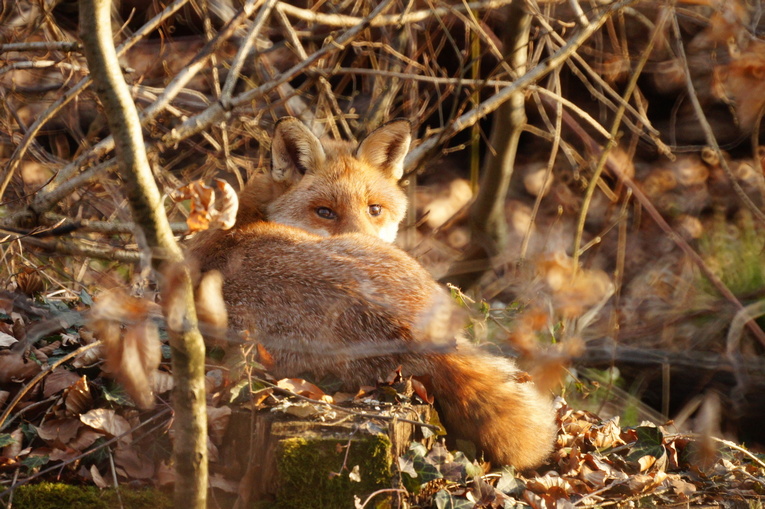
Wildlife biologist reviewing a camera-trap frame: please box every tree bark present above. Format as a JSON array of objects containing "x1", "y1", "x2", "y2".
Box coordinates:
[{"x1": 77, "y1": 1, "x2": 208, "y2": 507}]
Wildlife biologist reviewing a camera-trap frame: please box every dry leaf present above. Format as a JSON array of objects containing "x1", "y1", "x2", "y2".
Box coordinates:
[
  {"x1": 2, "y1": 428, "x2": 23, "y2": 459},
  {"x1": 114, "y1": 445, "x2": 154, "y2": 479},
  {"x1": 80, "y1": 408, "x2": 132, "y2": 441},
  {"x1": 0, "y1": 349, "x2": 43, "y2": 383},
  {"x1": 207, "y1": 405, "x2": 232, "y2": 446},
  {"x1": 36, "y1": 419, "x2": 81, "y2": 447},
  {"x1": 72, "y1": 345, "x2": 103, "y2": 368},
  {"x1": 91, "y1": 290, "x2": 161, "y2": 409},
  {"x1": 68, "y1": 429, "x2": 103, "y2": 451},
  {"x1": 64, "y1": 375, "x2": 94, "y2": 415},
  {"x1": 49, "y1": 448, "x2": 80, "y2": 462},
  {"x1": 151, "y1": 370, "x2": 174, "y2": 395},
  {"x1": 195, "y1": 270, "x2": 228, "y2": 344},
  {"x1": 171, "y1": 180, "x2": 216, "y2": 232},
  {"x1": 36, "y1": 340, "x2": 61, "y2": 356},
  {"x1": 90, "y1": 464, "x2": 109, "y2": 489},
  {"x1": 16, "y1": 269, "x2": 46, "y2": 296},
  {"x1": 257, "y1": 343, "x2": 275, "y2": 371},
  {"x1": 277, "y1": 378, "x2": 328, "y2": 401},
  {"x1": 211, "y1": 178, "x2": 239, "y2": 230},
  {"x1": 43, "y1": 369, "x2": 81, "y2": 398},
  {"x1": 59, "y1": 332, "x2": 81, "y2": 347},
  {"x1": 0, "y1": 331, "x2": 17, "y2": 347},
  {"x1": 668, "y1": 475, "x2": 697, "y2": 499}
]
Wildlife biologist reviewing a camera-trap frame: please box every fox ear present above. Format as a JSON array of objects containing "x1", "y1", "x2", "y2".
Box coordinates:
[
  {"x1": 271, "y1": 117, "x2": 326, "y2": 182},
  {"x1": 357, "y1": 119, "x2": 412, "y2": 180}
]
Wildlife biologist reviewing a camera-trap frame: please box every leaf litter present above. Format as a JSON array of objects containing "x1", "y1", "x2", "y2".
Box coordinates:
[{"x1": 0, "y1": 289, "x2": 763, "y2": 507}]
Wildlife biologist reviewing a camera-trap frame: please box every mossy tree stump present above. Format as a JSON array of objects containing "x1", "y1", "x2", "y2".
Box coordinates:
[{"x1": 221, "y1": 404, "x2": 433, "y2": 509}]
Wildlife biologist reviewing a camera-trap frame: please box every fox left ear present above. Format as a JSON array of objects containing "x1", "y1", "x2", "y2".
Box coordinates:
[
  {"x1": 356, "y1": 119, "x2": 412, "y2": 181},
  {"x1": 271, "y1": 117, "x2": 326, "y2": 183}
]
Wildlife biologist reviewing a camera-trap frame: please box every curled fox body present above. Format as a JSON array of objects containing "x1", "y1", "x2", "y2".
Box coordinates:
[{"x1": 190, "y1": 118, "x2": 557, "y2": 469}]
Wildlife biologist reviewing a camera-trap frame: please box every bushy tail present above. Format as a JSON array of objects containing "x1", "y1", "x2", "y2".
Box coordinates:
[{"x1": 428, "y1": 349, "x2": 557, "y2": 470}]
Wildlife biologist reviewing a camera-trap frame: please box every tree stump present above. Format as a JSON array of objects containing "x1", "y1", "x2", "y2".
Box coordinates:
[{"x1": 220, "y1": 403, "x2": 434, "y2": 508}]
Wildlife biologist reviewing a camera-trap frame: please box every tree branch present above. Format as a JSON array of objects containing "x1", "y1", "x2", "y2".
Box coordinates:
[{"x1": 78, "y1": 1, "x2": 208, "y2": 507}]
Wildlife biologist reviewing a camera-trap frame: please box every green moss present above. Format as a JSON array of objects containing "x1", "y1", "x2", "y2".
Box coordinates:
[
  {"x1": 8, "y1": 482, "x2": 171, "y2": 509},
  {"x1": 276, "y1": 433, "x2": 393, "y2": 509}
]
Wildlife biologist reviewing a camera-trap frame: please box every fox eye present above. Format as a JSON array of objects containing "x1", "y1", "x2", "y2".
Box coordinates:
[
  {"x1": 368, "y1": 204, "x2": 382, "y2": 216},
  {"x1": 316, "y1": 207, "x2": 337, "y2": 220}
]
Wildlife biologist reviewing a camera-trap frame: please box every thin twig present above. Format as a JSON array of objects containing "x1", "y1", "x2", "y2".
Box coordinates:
[
  {"x1": 0, "y1": 0, "x2": 193, "y2": 203},
  {"x1": 572, "y1": 7, "x2": 669, "y2": 266},
  {"x1": 670, "y1": 14, "x2": 765, "y2": 225},
  {"x1": 0, "y1": 41, "x2": 82, "y2": 53},
  {"x1": 357, "y1": 489, "x2": 408, "y2": 509},
  {"x1": 270, "y1": 383, "x2": 439, "y2": 430},
  {"x1": 13, "y1": 234, "x2": 142, "y2": 263},
  {"x1": 527, "y1": 1, "x2": 665, "y2": 146},
  {"x1": 0, "y1": 60, "x2": 85, "y2": 76},
  {"x1": 220, "y1": 0, "x2": 278, "y2": 103},
  {"x1": 273, "y1": 5, "x2": 352, "y2": 140},
  {"x1": 162, "y1": 0, "x2": 398, "y2": 145},
  {"x1": 41, "y1": 214, "x2": 189, "y2": 234},
  {"x1": 276, "y1": 0, "x2": 515, "y2": 27},
  {"x1": 404, "y1": 0, "x2": 641, "y2": 173}
]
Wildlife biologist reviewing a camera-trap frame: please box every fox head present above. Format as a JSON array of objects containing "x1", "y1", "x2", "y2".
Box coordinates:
[{"x1": 265, "y1": 117, "x2": 412, "y2": 242}]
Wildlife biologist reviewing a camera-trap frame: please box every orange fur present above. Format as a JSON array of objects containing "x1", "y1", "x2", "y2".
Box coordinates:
[{"x1": 189, "y1": 118, "x2": 557, "y2": 469}]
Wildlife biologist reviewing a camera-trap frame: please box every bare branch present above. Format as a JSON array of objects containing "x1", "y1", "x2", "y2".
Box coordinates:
[
  {"x1": 78, "y1": 1, "x2": 208, "y2": 507},
  {"x1": 404, "y1": 0, "x2": 641, "y2": 173},
  {"x1": 0, "y1": 0, "x2": 193, "y2": 206}
]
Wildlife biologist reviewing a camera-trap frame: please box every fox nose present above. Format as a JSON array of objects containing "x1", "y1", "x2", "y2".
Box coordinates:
[{"x1": 341, "y1": 214, "x2": 377, "y2": 237}]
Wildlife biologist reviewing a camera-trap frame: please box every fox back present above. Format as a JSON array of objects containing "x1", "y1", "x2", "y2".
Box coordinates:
[{"x1": 189, "y1": 118, "x2": 557, "y2": 470}]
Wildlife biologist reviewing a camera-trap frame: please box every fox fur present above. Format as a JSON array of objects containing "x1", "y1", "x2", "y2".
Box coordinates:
[{"x1": 189, "y1": 117, "x2": 557, "y2": 470}]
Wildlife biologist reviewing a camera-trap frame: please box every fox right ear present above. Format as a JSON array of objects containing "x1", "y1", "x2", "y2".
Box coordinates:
[
  {"x1": 271, "y1": 117, "x2": 326, "y2": 183},
  {"x1": 357, "y1": 119, "x2": 412, "y2": 181}
]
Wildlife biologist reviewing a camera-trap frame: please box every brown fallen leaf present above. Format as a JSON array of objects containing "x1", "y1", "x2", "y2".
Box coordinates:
[
  {"x1": 80, "y1": 408, "x2": 132, "y2": 442},
  {"x1": 0, "y1": 331, "x2": 17, "y2": 348},
  {"x1": 64, "y1": 428, "x2": 102, "y2": 452},
  {"x1": 114, "y1": 445, "x2": 154, "y2": 480},
  {"x1": 90, "y1": 464, "x2": 109, "y2": 489},
  {"x1": 0, "y1": 349, "x2": 42, "y2": 383},
  {"x1": 171, "y1": 180, "x2": 215, "y2": 232},
  {"x1": 211, "y1": 178, "x2": 239, "y2": 230},
  {"x1": 36, "y1": 418, "x2": 82, "y2": 447},
  {"x1": 668, "y1": 475, "x2": 697, "y2": 499},
  {"x1": 43, "y1": 369, "x2": 81, "y2": 399},
  {"x1": 2, "y1": 428, "x2": 23, "y2": 459},
  {"x1": 64, "y1": 375, "x2": 93, "y2": 415},
  {"x1": 277, "y1": 378, "x2": 330, "y2": 402},
  {"x1": 71, "y1": 345, "x2": 103, "y2": 369},
  {"x1": 90, "y1": 290, "x2": 161, "y2": 409},
  {"x1": 207, "y1": 405, "x2": 232, "y2": 446}
]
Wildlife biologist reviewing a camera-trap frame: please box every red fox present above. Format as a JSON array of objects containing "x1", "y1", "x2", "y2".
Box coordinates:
[{"x1": 190, "y1": 118, "x2": 557, "y2": 470}]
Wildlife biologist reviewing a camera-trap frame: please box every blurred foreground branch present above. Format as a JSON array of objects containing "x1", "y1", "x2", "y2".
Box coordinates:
[{"x1": 77, "y1": 1, "x2": 208, "y2": 508}]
